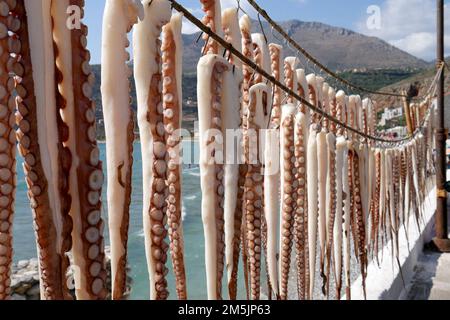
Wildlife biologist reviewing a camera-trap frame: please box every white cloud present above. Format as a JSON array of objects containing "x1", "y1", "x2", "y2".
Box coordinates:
[{"x1": 357, "y1": 0, "x2": 450, "y2": 61}]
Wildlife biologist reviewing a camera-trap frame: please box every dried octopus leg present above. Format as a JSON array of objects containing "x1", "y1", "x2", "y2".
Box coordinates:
[
  {"x1": 101, "y1": 0, "x2": 143, "y2": 300},
  {"x1": 263, "y1": 43, "x2": 283, "y2": 299},
  {"x1": 251, "y1": 33, "x2": 271, "y2": 86},
  {"x1": 220, "y1": 58, "x2": 241, "y2": 301},
  {"x1": 352, "y1": 150, "x2": 367, "y2": 299},
  {"x1": 307, "y1": 128, "x2": 319, "y2": 299},
  {"x1": 344, "y1": 143, "x2": 353, "y2": 299},
  {"x1": 200, "y1": 0, "x2": 223, "y2": 55},
  {"x1": 198, "y1": 54, "x2": 231, "y2": 300},
  {"x1": 162, "y1": 13, "x2": 188, "y2": 300},
  {"x1": 0, "y1": 0, "x2": 17, "y2": 300},
  {"x1": 324, "y1": 87, "x2": 337, "y2": 298},
  {"x1": 334, "y1": 137, "x2": 347, "y2": 299},
  {"x1": 133, "y1": 0, "x2": 171, "y2": 300},
  {"x1": 317, "y1": 128, "x2": 328, "y2": 288},
  {"x1": 371, "y1": 150, "x2": 382, "y2": 261},
  {"x1": 294, "y1": 111, "x2": 308, "y2": 300},
  {"x1": 222, "y1": 8, "x2": 243, "y2": 300},
  {"x1": 15, "y1": 0, "x2": 72, "y2": 300},
  {"x1": 52, "y1": 0, "x2": 108, "y2": 299},
  {"x1": 279, "y1": 103, "x2": 297, "y2": 300},
  {"x1": 245, "y1": 83, "x2": 271, "y2": 300},
  {"x1": 239, "y1": 15, "x2": 253, "y2": 298}
]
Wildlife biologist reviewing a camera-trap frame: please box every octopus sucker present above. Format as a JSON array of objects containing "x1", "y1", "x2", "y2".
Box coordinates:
[
  {"x1": 198, "y1": 54, "x2": 231, "y2": 300},
  {"x1": 244, "y1": 83, "x2": 271, "y2": 300},
  {"x1": 53, "y1": 0, "x2": 107, "y2": 300},
  {"x1": 279, "y1": 103, "x2": 297, "y2": 300},
  {"x1": 101, "y1": 0, "x2": 144, "y2": 300},
  {"x1": 221, "y1": 8, "x2": 243, "y2": 300},
  {"x1": 133, "y1": 0, "x2": 171, "y2": 300},
  {"x1": 14, "y1": 0, "x2": 72, "y2": 300},
  {"x1": 162, "y1": 12, "x2": 187, "y2": 300},
  {"x1": 0, "y1": 0, "x2": 17, "y2": 300}
]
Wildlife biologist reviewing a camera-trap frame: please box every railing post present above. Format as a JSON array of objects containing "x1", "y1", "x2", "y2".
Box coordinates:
[{"x1": 432, "y1": 0, "x2": 450, "y2": 252}]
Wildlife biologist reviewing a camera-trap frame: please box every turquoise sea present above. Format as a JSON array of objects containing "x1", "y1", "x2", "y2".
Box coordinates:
[{"x1": 12, "y1": 142, "x2": 250, "y2": 300}]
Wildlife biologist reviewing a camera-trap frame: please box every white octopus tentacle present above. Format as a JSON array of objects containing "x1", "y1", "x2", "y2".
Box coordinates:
[
  {"x1": 317, "y1": 127, "x2": 328, "y2": 286},
  {"x1": 221, "y1": 8, "x2": 243, "y2": 300},
  {"x1": 279, "y1": 103, "x2": 297, "y2": 300},
  {"x1": 162, "y1": 13, "x2": 188, "y2": 300},
  {"x1": 101, "y1": 0, "x2": 144, "y2": 300},
  {"x1": 263, "y1": 43, "x2": 283, "y2": 299},
  {"x1": 133, "y1": 0, "x2": 171, "y2": 300},
  {"x1": 198, "y1": 54, "x2": 232, "y2": 300},
  {"x1": 307, "y1": 127, "x2": 319, "y2": 299}
]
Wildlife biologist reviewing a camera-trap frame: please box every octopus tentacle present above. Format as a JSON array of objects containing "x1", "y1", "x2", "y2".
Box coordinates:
[
  {"x1": 54, "y1": 0, "x2": 107, "y2": 299},
  {"x1": 263, "y1": 43, "x2": 283, "y2": 299},
  {"x1": 239, "y1": 15, "x2": 253, "y2": 299},
  {"x1": 279, "y1": 103, "x2": 296, "y2": 300},
  {"x1": 324, "y1": 86, "x2": 337, "y2": 298},
  {"x1": 133, "y1": 0, "x2": 171, "y2": 300},
  {"x1": 0, "y1": 0, "x2": 17, "y2": 300},
  {"x1": 221, "y1": 8, "x2": 243, "y2": 300},
  {"x1": 352, "y1": 150, "x2": 367, "y2": 299},
  {"x1": 198, "y1": 54, "x2": 231, "y2": 300},
  {"x1": 101, "y1": 0, "x2": 143, "y2": 300},
  {"x1": 294, "y1": 111, "x2": 308, "y2": 300},
  {"x1": 15, "y1": 0, "x2": 72, "y2": 299},
  {"x1": 200, "y1": 0, "x2": 223, "y2": 56},
  {"x1": 245, "y1": 83, "x2": 271, "y2": 300},
  {"x1": 162, "y1": 13, "x2": 188, "y2": 300}
]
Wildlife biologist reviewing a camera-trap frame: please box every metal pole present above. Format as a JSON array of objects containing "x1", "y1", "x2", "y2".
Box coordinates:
[{"x1": 433, "y1": 0, "x2": 450, "y2": 252}]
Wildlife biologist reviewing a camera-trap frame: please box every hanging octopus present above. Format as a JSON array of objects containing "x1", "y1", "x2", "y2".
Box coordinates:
[
  {"x1": 279, "y1": 103, "x2": 297, "y2": 300},
  {"x1": 244, "y1": 83, "x2": 271, "y2": 300},
  {"x1": 294, "y1": 68, "x2": 310, "y2": 301},
  {"x1": 324, "y1": 86, "x2": 337, "y2": 298},
  {"x1": 238, "y1": 14, "x2": 253, "y2": 298},
  {"x1": 162, "y1": 13, "x2": 188, "y2": 300},
  {"x1": 197, "y1": 54, "x2": 234, "y2": 300},
  {"x1": 133, "y1": 0, "x2": 171, "y2": 300},
  {"x1": 13, "y1": 0, "x2": 107, "y2": 300},
  {"x1": 278, "y1": 56, "x2": 299, "y2": 300},
  {"x1": 222, "y1": 7, "x2": 243, "y2": 300},
  {"x1": 334, "y1": 91, "x2": 348, "y2": 300},
  {"x1": 264, "y1": 43, "x2": 283, "y2": 298},
  {"x1": 0, "y1": 0, "x2": 17, "y2": 300}
]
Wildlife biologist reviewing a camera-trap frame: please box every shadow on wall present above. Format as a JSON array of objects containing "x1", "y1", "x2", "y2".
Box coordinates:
[{"x1": 380, "y1": 211, "x2": 438, "y2": 300}]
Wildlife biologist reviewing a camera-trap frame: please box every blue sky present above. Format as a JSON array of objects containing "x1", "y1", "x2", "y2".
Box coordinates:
[{"x1": 85, "y1": 0, "x2": 449, "y2": 64}]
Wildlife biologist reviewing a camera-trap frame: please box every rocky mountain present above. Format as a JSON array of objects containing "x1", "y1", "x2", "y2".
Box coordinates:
[{"x1": 180, "y1": 19, "x2": 429, "y2": 74}]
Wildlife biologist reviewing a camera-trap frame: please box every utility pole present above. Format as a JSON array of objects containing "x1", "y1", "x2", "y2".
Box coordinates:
[{"x1": 433, "y1": 0, "x2": 450, "y2": 252}]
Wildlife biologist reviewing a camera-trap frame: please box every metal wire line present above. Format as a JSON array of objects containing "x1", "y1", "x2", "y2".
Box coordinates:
[
  {"x1": 244, "y1": 0, "x2": 410, "y2": 98},
  {"x1": 168, "y1": 0, "x2": 426, "y2": 145}
]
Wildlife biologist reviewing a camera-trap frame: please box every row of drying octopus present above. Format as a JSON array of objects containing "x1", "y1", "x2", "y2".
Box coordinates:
[{"x1": 0, "y1": 0, "x2": 435, "y2": 300}]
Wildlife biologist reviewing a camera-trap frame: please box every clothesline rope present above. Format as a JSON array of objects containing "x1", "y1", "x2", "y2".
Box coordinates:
[
  {"x1": 243, "y1": 0, "x2": 409, "y2": 99},
  {"x1": 168, "y1": 0, "x2": 436, "y2": 146}
]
